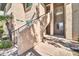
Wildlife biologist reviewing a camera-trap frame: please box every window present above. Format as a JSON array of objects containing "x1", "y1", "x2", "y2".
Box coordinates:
[
  {"x1": 27, "y1": 3, "x2": 32, "y2": 7},
  {"x1": 23, "y1": 3, "x2": 32, "y2": 8},
  {"x1": 23, "y1": 3, "x2": 32, "y2": 12},
  {"x1": 24, "y1": 3, "x2": 32, "y2": 8}
]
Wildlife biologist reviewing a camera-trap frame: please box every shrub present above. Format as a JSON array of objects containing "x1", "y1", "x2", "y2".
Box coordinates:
[
  {"x1": 0, "y1": 25, "x2": 4, "y2": 38},
  {"x1": 0, "y1": 25, "x2": 4, "y2": 33},
  {"x1": 0, "y1": 40, "x2": 12, "y2": 49},
  {"x1": 2, "y1": 37, "x2": 9, "y2": 40},
  {"x1": 0, "y1": 28, "x2": 4, "y2": 34},
  {"x1": 0, "y1": 25, "x2": 3, "y2": 28},
  {"x1": 0, "y1": 41, "x2": 3, "y2": 49}
]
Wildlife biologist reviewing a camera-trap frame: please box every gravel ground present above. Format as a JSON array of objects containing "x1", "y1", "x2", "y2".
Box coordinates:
[
  {"x1": 0, "y1": 47, "x2": 79, "y2": 56},
  {"x1": 0, "y1": 47, "x2": 39, "y2": 56},
  {"x1": 0, "y1": 40, "x2": 79, "y2": 56}
]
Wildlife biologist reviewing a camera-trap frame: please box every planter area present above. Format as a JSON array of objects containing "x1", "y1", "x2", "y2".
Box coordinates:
[
  {"x1": 0, "y1": 40, "x2": 12, "y2": 49},
  {"x1": 0, "y1": 45, "x2": 18, "y2": 56}
]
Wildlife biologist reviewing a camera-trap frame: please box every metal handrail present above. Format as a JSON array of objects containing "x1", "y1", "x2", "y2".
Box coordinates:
[{"x1": 12, "y1": 11, "x2": 51, "y2": 33}]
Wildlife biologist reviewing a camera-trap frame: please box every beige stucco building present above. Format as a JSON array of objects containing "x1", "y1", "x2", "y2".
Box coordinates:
[
  {"x1": 4, "y1": 3, "x2": 79, "y2": 40},
  {"x1": 1, "y1": 3, "x2": 79, "y2": 55}
]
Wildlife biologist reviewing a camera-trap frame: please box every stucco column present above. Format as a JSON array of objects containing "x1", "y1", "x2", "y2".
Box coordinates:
[
  {"x1": 65, "y1": 3, "x2": 72, "y2": 40},
  {"x1": 38, "y1": 3, "x2": 46, "y2": 42},
  {"x1": 33, "y1": 3, "x2": 46, "y2": 43},
  {"x1": 50, "y1": 3, "x2": 54, "y2": 35}
]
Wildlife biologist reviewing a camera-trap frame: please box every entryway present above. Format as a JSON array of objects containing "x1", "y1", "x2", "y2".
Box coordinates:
[{"x1": 53, "y1": 3, "x2": 65, "y2": 38}]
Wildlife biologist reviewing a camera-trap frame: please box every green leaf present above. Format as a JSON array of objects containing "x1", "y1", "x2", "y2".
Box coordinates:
[
  {"x1": 0, "y1": 15, "x2": 12, "y2": 21},
  {"x1": 0, "y1": 40, "x2": 12, "y2": 49}
]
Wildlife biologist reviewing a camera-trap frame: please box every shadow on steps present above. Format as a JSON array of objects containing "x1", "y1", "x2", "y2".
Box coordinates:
[{"x1": 19, "y1": 48, "x2": 41, "y2": 56}]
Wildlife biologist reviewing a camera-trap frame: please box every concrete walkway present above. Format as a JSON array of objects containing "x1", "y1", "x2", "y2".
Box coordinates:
[{"x1": 34, "y1": 42, "x2": 73, "y2": 56}]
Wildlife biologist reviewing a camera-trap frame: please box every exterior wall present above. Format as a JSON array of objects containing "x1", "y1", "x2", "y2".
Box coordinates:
[
  {"x1": 65, "y1": 3, "x2": 73, "y2": 40},
  {"x1": 25, "y1": 4, "x2": 37, "y2": 20},
  {"x1": 18, "y1": 26, "x2": 35, "y2": 55},
  {"x1": 5, "y1": 3, "x2": 26, "y2": 30},
  {"x1": 25, "y1": 3, "x2": 42, "y2": 43},
  {"x1": 5, "y1": 3, "x2": 36, "y2": 55},
  {"x1": 5, "y1": 3, "x2": 79, "y2": 41},
  {"x1": 17, "y1": 3, "x2": 52, "y2": 54},
  {"x1": 5, "y1": 3, "x2": 79, "y2": 55},
  {"x1": 11, "y1": 3, "x2": 26, "y2": 30},
  {"x1": 5, "y1": 3, "x2": 27, "y2": 43},
  {"x1": 38, "y1": 4, "x2": 46, "y2": 42},
  {"x1": 72, "y1": 3, "x2": 79, "y2": 41},
  {"x1": 50, "y1": 3, "x2": 54, "y2": 35}
]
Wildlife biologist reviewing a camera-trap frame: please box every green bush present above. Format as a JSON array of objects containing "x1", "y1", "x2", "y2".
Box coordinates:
[
  {"x1": 0, "y1": 40, "x2": 12, "y2": 49},
  {"x1": 0, "y1": 25, "x2": 4, "y2": 33},
  {"x1": 0, "y1": 28, "x2": 4, "y2": 33},
  {"x1": 0, "y1": 41, "x2": 3, "y2": 49},
  {"x1": 0, "y1": 25, "x2": 4, "y2": 38},
  {"x1": 2, "y1": 37, "x2": 9, "y2": 40},
  {"x1": 0, "y1": 25, "x2": 3, "y2": 28}
]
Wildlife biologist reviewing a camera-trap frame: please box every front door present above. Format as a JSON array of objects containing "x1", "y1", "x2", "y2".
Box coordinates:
[{"x1": 54, "y1": 3, "x2": 65, "y2": 36}]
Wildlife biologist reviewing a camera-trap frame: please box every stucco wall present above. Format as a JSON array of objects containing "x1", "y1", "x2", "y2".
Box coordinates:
[
  {"x1": 12, "y1": 3, "x2": 26, "y2": 30},
  {"x1": 37, "y1": 4, "x2": 46, "y2": 42},
  {"x1": 72, "y1": 3, "x2": 79, "y2": 40},
  {"x1": 65, "y1": 3, "x2": 73, "y2": 40},
  {"x1": 18, "y1": 25, "x2": 35, "y2": 55},
  {"x1": 50, "y1": 4, "x2": 54, "y2": 35}
]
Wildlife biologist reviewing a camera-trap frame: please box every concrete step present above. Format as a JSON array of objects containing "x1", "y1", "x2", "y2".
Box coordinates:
[{"x1": 34, "y1": 42, "x2": 73, "y2": 56}]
